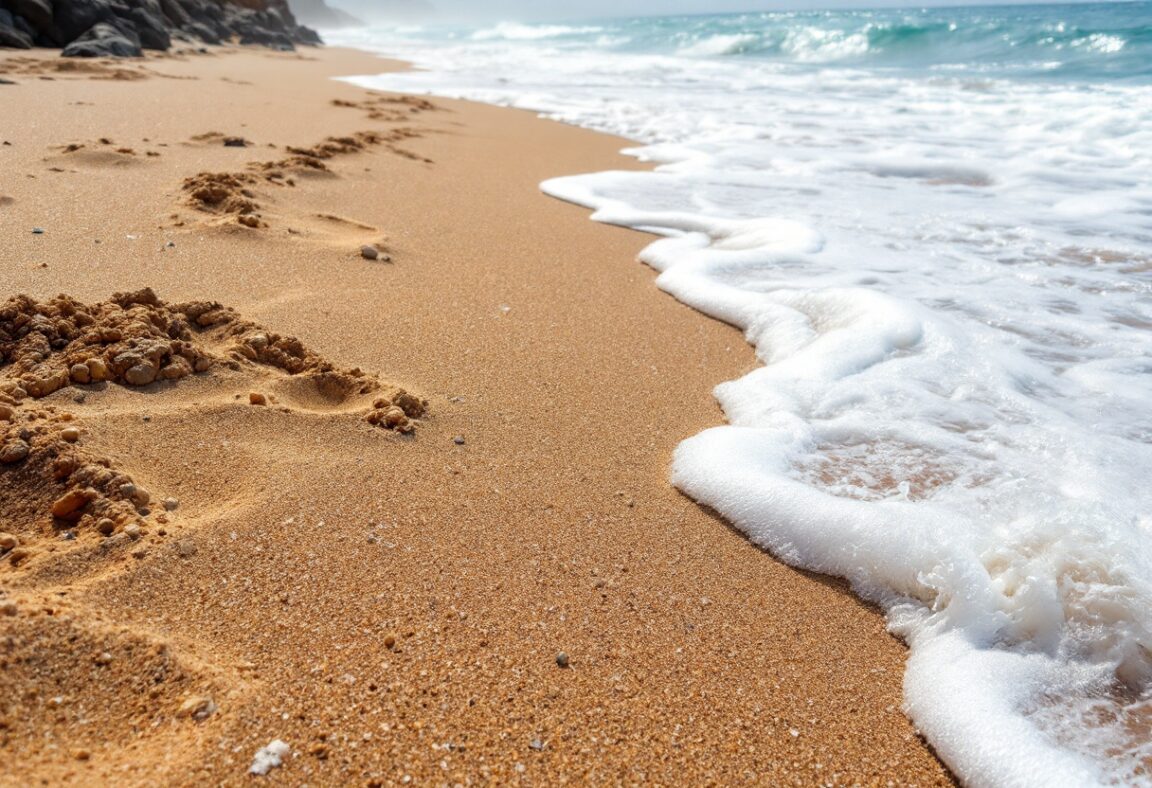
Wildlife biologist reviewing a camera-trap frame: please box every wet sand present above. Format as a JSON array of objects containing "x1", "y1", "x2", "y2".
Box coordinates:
[{"x1": 0, "y1": 45, "x2": 953, "y2": 785}]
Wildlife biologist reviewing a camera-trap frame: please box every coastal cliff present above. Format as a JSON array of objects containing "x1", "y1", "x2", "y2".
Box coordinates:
[{"x1": 0, "y1": 0, "x2": 324, "y2": 55}]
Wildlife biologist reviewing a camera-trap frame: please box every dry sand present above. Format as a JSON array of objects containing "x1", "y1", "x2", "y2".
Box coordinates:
[{"x1": 0, "y1": 45, "x2": 954, "y2": 785}]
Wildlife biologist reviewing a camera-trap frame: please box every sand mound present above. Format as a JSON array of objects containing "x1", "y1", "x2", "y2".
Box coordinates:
[
  {"x1": 0, "y1": 287, "x2": 426, "y2": 574},
  {"x1": 182, "y1": 171, "x2": 263, "y2": 225}
]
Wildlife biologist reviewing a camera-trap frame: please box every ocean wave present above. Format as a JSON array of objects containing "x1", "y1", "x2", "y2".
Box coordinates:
[
  {"x1": 678, "y1": 33, "x2": 760, "y2": 57},
  {"x1": 471, "y1": 22, "x2": 603, "y2": 41}
]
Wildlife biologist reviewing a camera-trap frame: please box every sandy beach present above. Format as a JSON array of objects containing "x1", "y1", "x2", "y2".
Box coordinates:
[{"x1": 0, "y1": 45, "x2": 954, "y2": 785}]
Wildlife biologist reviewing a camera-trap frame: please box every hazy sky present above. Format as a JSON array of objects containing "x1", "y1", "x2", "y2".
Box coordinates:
[{"x1": 339, "y1": 0, "x2": 1116, "y2": 23}]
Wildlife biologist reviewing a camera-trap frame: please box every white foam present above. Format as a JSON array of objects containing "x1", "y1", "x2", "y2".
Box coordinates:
[
  {"x1": 471, "y1": 22, "x2": 603, "y2": 41},
  {"x1": 679, "y1": 33, "x2": 760, "y2": 57},
  {"x1": 331, "y1": 21, "x2": 1152, "y2": 786},
  {"x1": 250, "y1": 739, "x2": 290, "y2": 775}
]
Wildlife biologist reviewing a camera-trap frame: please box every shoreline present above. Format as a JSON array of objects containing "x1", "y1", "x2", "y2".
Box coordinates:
[{"x1": 0, "y1": 45, "x2": 954, "y2": 784}]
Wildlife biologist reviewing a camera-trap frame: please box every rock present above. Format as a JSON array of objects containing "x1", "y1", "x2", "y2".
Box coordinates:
[
  {"x1": 93, "y1": 651, "x2": 113, "y2": 666},
  {"x1": 61, "y1": 426, "x2": 81, "y2": 442},
  {"x1": 86, "y1": 357, "x2": 110, "y2": 382},
  {"x1": 12, "y1": 0, "x2": 53, "y2": 33},
  {"x1": 1, "y1": 601, "x2": 17, "y2": 617},
  {"x1": 175, "y1": 539, "x2": 196, "y2": 558},
  {"x1": 0, "y1": 405, "x2": 12, "y2": 421},
  {"x1": 382, "y1": 407, "x2": 407, "y2": 429},
  {"x1": 123, "y1": 360, "x2": 158, "y2": 386},
  {"x1": 0, "y1": 533, "x2": 18, "y2": 551},
  {"x1": 96, "y1": 518, "x2": 115, "y2": 536},
  {"x1": 0, "y1": 16, "x2": 33, "y2": 48},
  {"x1": 163, "y1": 497, "x2": 179, "y2": 511},
  {"x1": 237, "y1": 214, "x2": 261, "y2": 229},
  {"x1": 123, "y1": 523, "x2": 141, "y2": 540},
  {"x1": 555, "y1": 651, "x2": 570, "y2": 668},
  {"x1": 223, "y1": 137, "x2": 248, "y2": 147},
  {"x1": 249, "y1": 392, "x2": 267, "y2": 406},
  {"x1": 128, "y1": 4, "x2": 170, "y2": 50},
  {"x1": 159, "y1": 357, "x2": 192, "y2": 380},
  {"x1": 31, "y1": 227, "x2": 44, "y2": 235},
  {"x1": 51, "y1": 488, "x2": 98, "y2": 520},
  {"x1": 69, "y1": 363, "x2": 91, "y2": 384},
  {"x1": 453, "y1": 435, "x2": 465, "y2": 446},
  {"x1": 62, "y1": 22, "x2": 143, "y2": 58},
  {"x1": 0, "y1": 440, "x2": 30, "y2": 464},
  {"x1": 7, "y1": 547, "x2": 30, "y2": 565},
  {"x1": 177, "y1": 695, "x2": 217, "y2": 721},
  {"x1": 360, "y1": 245, "x2": 379, "y2": 261}
]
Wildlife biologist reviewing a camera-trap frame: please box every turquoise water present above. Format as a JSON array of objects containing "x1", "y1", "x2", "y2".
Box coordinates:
[{"x1": 448, "y1": 2, "x2": 1152, "y2": 83}]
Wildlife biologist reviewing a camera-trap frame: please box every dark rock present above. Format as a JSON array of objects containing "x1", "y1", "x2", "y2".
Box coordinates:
[
  {"x1": 181, "y1": 21, "x2": 220, "y2": 44},
  {"x1": 223, "y1": 136, "x2": 248, "y2": 147},
  {"x1": 128, "y1": 3, "x2": 171, "y2": 50},
  {"x1": 0, "y1": 10, "x2": 33, "y2": 48},
  {"x1": 11, "y1": 0, "x2": 52, "y2": 33},
  {"x1": 62, "y1": 21, "x2": 141, "y2": 57}
]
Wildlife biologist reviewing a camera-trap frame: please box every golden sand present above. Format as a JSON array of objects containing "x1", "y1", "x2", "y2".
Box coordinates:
[{"x1": 0, "y1": 46, "x2": 953, "y2": 785}]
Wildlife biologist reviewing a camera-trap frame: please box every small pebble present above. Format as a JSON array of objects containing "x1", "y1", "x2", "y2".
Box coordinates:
[
  {"x1": 223, "y1": 136, "x2": 248, "y2": 147},
  {"x1": 31, "y1": 227, "x2": 44, "y2": 234},
  {"x1": 453, "y1": 435, "x2": 466, "y2": 446},
  {"x1": 93, "y1": 651, "x2": 113, "y2": 666},
  {"x1": 163, "y1": 497, "x2": 179, "y2": 511},
  {"x1": 556, "y1": 651, "x2": 570, "y2": 669},
  {"x1": 61, "y1": 426, "x2": 81, "y2": 442},
  {"x1": 383, "y1": 634, "x2": 397, "y2": 649},
  {"x1": 1, "y1": 601, "x2": 17, "y2": 617},
  {"x1": 96, "y1": 518, "x2": 115, "y2": 536},
  {"x1": 124, "y1": 523, "x2": 141, "y2": 540},
  {"x1": 529, "y1": 738, "x2": 545, "y2": 751},
  {"x1": 0, "y1": 533, "x2": 18, "y2": 551},
  {"x1": 360, "y1": 245, "x2": 379, "y2": 261},
  {"x1": 249, "y1": 392, "x2": 267, "y2": 406}
]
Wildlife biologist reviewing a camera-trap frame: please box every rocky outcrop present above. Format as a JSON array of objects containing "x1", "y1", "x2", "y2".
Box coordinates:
[{"x1": 0, "y1": 0, "x2": 322, "y2": 56}]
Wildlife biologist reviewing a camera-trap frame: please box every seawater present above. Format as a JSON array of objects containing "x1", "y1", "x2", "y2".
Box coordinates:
[{"x1": 329, "y1": 4, "x2": 1152, "y2": 785}]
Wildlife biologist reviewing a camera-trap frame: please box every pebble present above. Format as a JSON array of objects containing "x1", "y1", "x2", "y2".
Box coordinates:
[
  {"x1": 529, "y1": 738, "x2": 545, "y2": 751},
  {"x1": 175, "y1": 539, "x2": 197, "y2": 558},
  {"x1": 223, "y1": 136, "x2": 248, "y2": 147},
  {"x1": 96, "y1": 518, "x2": 115, "y2": 536},
  {"x1": 360, "y1": 245, "x2": 379, "y2": 260},
  {"x1": 453, "y1": 435, "x2": 466, "y2": 446},
  {"x1": 124, "y1": 361, "x2": 158, "y2": 386},
  {"x1": 555, "y1": 651, "x2": 570, "y2": 669},
  {"x1": 51, "y1": 488, "x2": 97, "y2": 520},
  {"x1": 69, "y1": 363, "x2": 91, "y2": 384},
  {"x1": 249, "y1": 392, "x2": 267, "y2": 406},
  {"x1": 0, "y1": 405, "x2": 12, "y2": 421},
  {"x1": 61, "y1": 426, "x2": 81, "y2": 442},
  {"x1": 1, "y1": 601, "x2": 16, "y2": 617},
  {"x1": 31, "y1": 227, "x2": 44, "y2": 234},
  {"x1": 123, "y1": 523, "x2": 141, "y2": 540},
  {"x1": 163, "y1": 497, "x2": 179, "y2": 511},
  {"x1": 0, "y1": 533, "x2": 18, "y2": 551},
  {"x1": 93, "y1": 651, "x2": 113, "y2": 666},
  {"x1": 0, "y1": 440, "x2": 30, "y2": 464},
  {"x1": 177, "y1": 696, "x2": 217, "y2": 721},
  {"x1": 383, "y1": 634, "x2": 397, "y2": 649}
]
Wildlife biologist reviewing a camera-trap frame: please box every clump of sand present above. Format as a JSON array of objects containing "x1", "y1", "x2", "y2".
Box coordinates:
[{"x1": 0, "y1": 287, "x2": 426, "y2": 572}]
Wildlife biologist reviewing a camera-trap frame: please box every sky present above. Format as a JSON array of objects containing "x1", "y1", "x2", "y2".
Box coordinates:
[{"x1": 336, "y1": 0, "x2": 1120, "y2": 23}]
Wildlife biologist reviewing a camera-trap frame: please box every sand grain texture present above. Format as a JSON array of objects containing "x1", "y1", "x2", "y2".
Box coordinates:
[{"x1": 0, "y1": 46, "x2": 953, "y2": 785}]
